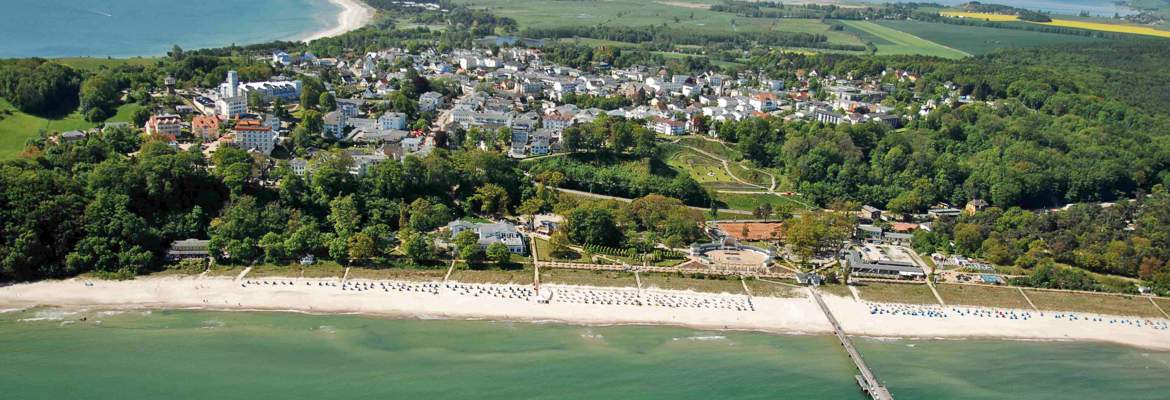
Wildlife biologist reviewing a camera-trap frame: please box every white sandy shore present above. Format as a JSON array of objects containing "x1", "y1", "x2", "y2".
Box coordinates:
[
  {"x1": 300, "y1": 0, "x2": 376, "y2": 42},
  {"x1": 1, "y1": 276, "x2": 1168, "y2": 351}
]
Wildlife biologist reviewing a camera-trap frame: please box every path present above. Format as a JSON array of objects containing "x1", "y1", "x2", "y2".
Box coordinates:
[
  {"x1": 234, "y1": 267, "x2": 252, "y2": 282},
  {"x1": 443, "y1": 259, "x2": 457, "y2": 284},
  {"x1": 810, "y1": 288, "x2": 894, "y2": 400},
  {"x1": 342, "y1": 267, "x2": 350, "y2": 282},
  {"x1": 1150, "y1": 297, "x2": 1170, "y2": 319},
  {"x1": 1018, "y1": 287, "x2": 1039, "y2": 311}
]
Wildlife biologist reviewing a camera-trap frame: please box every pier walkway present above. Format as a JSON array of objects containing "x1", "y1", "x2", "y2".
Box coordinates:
[{"x1": 810, "y1": 288, "x2": 893, "y2": 400}]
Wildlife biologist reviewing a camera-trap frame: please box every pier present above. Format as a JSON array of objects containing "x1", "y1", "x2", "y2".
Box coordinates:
[{"x1": 810, "y1": 289, "x2": 893, "y2": 400}]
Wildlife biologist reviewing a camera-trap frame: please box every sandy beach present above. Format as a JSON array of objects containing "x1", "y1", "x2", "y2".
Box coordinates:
[
  {"x1": 1, "y1": 276, "x2": 1168, "y2": 351},
  {"x1": 300, "y1": 0, "x2": 376, "y2": 42}
]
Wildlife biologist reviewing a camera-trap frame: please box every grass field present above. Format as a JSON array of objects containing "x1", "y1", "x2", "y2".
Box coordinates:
[
  {"x1": 714, "y1": 192, "x2": 812, "y2": 213},
  {"x1": 935, "y1": 284, "x2": 1032, "y2": 309},
  {"x1": 744, "y1": 279, "x2": 802, "y2": 298},
  {"x1": 540, "y1": 268, "x2": 638, "y2": 288},
  {"x1": 854, "y1": 282, "x2": 940, "y2": 305},
  {"x1": 449, "y1": 268, "x2": 535, "y2": 285},
  {"x1": 840, "y1": 20, "x2": 970, "y2": 59},
  {"x1": 873, "y1": 20, "x2": 1105, "y2": 55},
  {"x1": 677, "y1": 136, "x2": 742, "y2": 161},
  {"x1": 819, "y1": 284, "x2": 854, "y2": 299},
  {"x1": 667, "y1": 147, "x2": 734, "y2": 184},
  {"x1": 1024, "y1": 290, "x2": 1164, "y2": 318},
  {"x1": 249, "y1": 263, "x2": 346, "y2": 278},
  {"x1": 940, "y1": 11, "x2": 1170, "y2": 38},
  {"x1": 639, "y1": 272, "x2": 745, "y2": 294},
  {"x1": 346, "y1": 267, "x2": 447, "y2": 281},
  {"x1": 53, "y1": 57, "x2": 159, "y2": 72},
  {"x1": 0, "y1": 99, "x2": 144, "y2": 160},
  {"x1": 1155, "y1": 298, "x2": 1170, "y2": 316}
]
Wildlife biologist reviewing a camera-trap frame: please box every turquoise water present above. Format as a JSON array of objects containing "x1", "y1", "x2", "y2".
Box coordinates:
[
  {"x1": 0, "y1": 0, "x2": 340, "y2": 58},
  {"x1": 1, "y1": 308, "x2": 1169, "y2": 399}
]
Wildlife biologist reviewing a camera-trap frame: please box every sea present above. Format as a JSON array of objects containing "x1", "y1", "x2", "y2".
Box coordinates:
[
  {"x1": 0, "y1": 0, "x2": 341, "y2": 58},
  {"x1": 2, "y1": 308, "x2": 1169, "y2": 399}
]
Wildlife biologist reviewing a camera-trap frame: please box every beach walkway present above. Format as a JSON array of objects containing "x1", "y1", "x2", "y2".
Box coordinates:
[
  {"x1": 811, "y1": 288, "x2": 894, "y2": 400},
  {"x1": 234, "y1": 267, "x2": 252, "y2": 282}
]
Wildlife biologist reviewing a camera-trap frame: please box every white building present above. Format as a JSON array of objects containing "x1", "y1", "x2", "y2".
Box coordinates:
[
  {"x1": 378, "y1": 112, "x2": 408, "y2": 130},
  {"x1": 232, "y1": 118, "x2": 277, "y2": 155},
  {"x1": 419, "y1": 91, "x2": 444, "y2": 112},
  {"x1": 145, "y1": 114, "x2": 182, "y2": 137}
]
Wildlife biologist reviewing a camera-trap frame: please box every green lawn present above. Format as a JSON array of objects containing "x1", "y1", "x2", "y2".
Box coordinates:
[
  {"x1": 677, "y1": 136, "x2": 742, "y2": 160},
  {"x1": 935, "y1": 284, "x2": 1032, "y2": 309},
  {"x1": 0, "y1": 99, "x2": 144, "y2": 160},
  {"x1": 872, "y1": 20, "x2": 1106, "y2": 55},
  {"x1": 0, "y1": 99, "x2": 93, "y2": 159},
  {"x1": 1024, "y1": 290, "x2": 1164, "y2": 318},
  {"x1": 854, "y1": 282, "x2": 940, "y2": 305},
  {"x1": 840, "y1": 20, "x2": 970, "y2": 59}
]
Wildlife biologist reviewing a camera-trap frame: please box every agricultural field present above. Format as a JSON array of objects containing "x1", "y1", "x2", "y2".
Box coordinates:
[
  {"x1": 854, "y1": 282, "x2": 940, "y2": 305},
  {"x1": 457, "y1": 0, "x2": 864, "y2": 47},
  {"x1": 840, "y1": 20, "x2": 970, "y2": 58},
  {"x1": 1023, "y1": 289, "x2": 1165, "y2": 318},
  {"x1": 940, "y1": 11, "x2": 1170, "y2": 38},
  {"x1": 873, "y1": 20, "x2": 1106, "y2": 55},
  {"x1": 935, "y1": 284, "x2": 1032, "y2": 309}
]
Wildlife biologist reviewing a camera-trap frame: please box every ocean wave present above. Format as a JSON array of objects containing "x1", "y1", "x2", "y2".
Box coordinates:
[
  {"x1": 316, "y1": 325, "x2": 337, "y2": 334},
  {"x1": 18, "y1": 309, "x2": 79, "y2": 322},
  {"x1": 673, "y1": 335, "x2": 728, "y2": 341}
]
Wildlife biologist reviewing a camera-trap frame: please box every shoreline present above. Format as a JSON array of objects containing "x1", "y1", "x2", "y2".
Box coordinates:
[
  {"x1": 1, "y1": 276, "x2": 1168, "y2": 351},
  {"x1": 300, "y1": 0, "x2": 376, "y2": 42}
]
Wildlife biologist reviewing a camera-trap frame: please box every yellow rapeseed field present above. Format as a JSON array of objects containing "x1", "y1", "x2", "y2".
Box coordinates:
[
  {"x1": 939, "y1": 11, "x2": 1019, "y2": 22},
  {"x1": 1038, "y1": 19, "x2": 1170, "y2": 38},
  {"x1": 940, "y1": 10, "x2": 1170, "y2": 38}
]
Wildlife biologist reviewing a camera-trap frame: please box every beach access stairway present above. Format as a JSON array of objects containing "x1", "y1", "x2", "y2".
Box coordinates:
[{"x1": 810, "y1": 288, "x2": 894, "y2": 400}]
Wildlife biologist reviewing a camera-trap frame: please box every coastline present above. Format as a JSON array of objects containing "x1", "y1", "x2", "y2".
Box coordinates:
[
  {"x1": 300, "y1": 0, "x2": 376, "y2": 42},
  {"x1": 1, "y1": 276, "x2": 1168, "y2": 351}
]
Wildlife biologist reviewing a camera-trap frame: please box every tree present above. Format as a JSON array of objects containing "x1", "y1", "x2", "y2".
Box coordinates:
[
  {"x1": 319, "y1": 92, "x2": 337, "y2": 111},
  {"x1": 753, "y1": 203, "x2": 773, "y2": 221},
  {"x1": 348, "y1": 232, "x2": 376, "y2": 262},
  {"x1": 453, "y1": 229, "x2": 484, "y2": 262},
  {"x1": 400, "y1": 229, "x2": 434, "y2": 263},
  {"x1": 486, "y1": 242, "x2": 511, "y2": 267},
  {"x1": 549, "y1": 231, "x2": 573, "y2": 259},
  {"x1": 130, "y1": 107, "x2": 151, "y2": 128},
  {"x1": 469, "y1": 183, "x2": 510, "y2": 216},
  {"x1": 259, "y1": 232, "x2": 286, "y2": 263},
  {"x1": 565, "y1": 205, "x2": 622, "y2": 246}
]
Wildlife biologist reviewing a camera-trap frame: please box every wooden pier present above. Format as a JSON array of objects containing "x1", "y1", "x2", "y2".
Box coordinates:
[{"x1": 810, "y1": 289, "x2": 893, "y2": 400}]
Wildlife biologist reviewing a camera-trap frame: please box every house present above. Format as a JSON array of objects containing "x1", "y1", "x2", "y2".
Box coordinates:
[
  {"x1": 749, "y1": 93, "x2": 778, "y2": 112},
  {"x1": 58, "y1": 130, "x2": 87, "y2": 143},
  {"x1": 290, "y1": 158, "x2": 309, "y2": 176},
  {"x1": 845, "y1": 246, "x2": 925, "y2": 281},
  {"x1": 649, "y1": 117, "x2": 685, "y2": 136},
  {"x1": 860, "y1": 205, "x2": 882, "y2": 222},
  {"x1": 964, "y1": 199, "x2": 989, "y2": 216},
  {"x1": 166, "y1": 239, "x2": 210, "y2": 261},
  {"x1": 145, "y1": 114, "x2": 182, "y2": 137},
  {"x1": 232, "y1": 118, "x2": 277, "y2": 155},
  {"x1": 378, "y1": 112, "x2": 408, "y2": 130},
  {"x1": 192, "y1": 115, "x2": 222, "y2": 140},
  {"x1": 542, "y1": 113, "x2": 574, "y2": 132},
  {"x1": 323, "y1": 111, "x2": 346, "y2": 139},
  {"x1": 446, "y1": 220, "x2": 527, "y2": 254},
  {"x1": 272, "y1": 51, "x2": 292, "y2": 66},
  {"x1": 419, "y1": 91, "x2": 444, "y2": 112}
]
